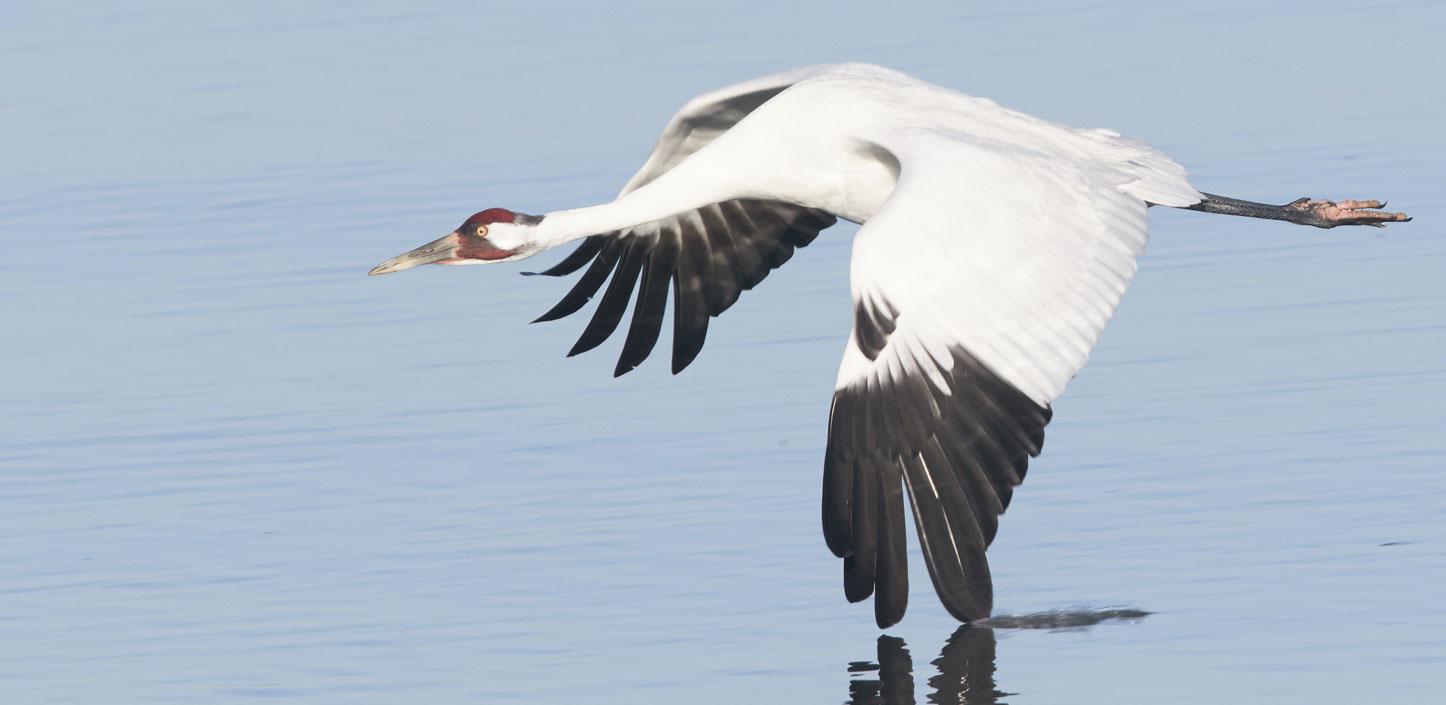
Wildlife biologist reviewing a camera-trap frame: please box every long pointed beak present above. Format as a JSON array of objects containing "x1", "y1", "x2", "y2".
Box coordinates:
[{"x1": 369, "y1": 232, "x2": 461, "y2": 276}]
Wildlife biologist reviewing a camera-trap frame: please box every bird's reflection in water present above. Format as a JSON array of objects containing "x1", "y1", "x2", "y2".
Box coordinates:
[
  {"x1": 847, "y1": 627, "x2": 1007, "y2": 705},
  {"x1": 846, "y1": 609, "x2": 1149, "y2": 703}
]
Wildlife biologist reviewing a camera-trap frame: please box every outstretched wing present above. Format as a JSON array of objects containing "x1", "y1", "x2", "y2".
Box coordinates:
[
  {"x1": 827, "y1": 130, "x2": 1198, "y2": 627},
  {"x1": 616, "y1": 65, "x2": 865, "y2": 197},
  {"x1": 530, "y1": 67, "x2": 843, "y2": 375}
]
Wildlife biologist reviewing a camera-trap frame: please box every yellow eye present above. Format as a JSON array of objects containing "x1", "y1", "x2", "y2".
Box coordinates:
[{"x1": 475, "y1": 224, "x2": 488, "y2": 237}]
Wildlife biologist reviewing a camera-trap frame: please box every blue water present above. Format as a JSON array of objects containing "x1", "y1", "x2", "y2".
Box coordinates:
[{"x1": 3, "y1": 1, "x2": 1444, "y2": 703}]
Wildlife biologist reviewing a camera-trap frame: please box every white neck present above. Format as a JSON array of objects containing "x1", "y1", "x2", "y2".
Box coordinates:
[{"x1": 532, "y1": 157, "x2": 745, "y2": 251}]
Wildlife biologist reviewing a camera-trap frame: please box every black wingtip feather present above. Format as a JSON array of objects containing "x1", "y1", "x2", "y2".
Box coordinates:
[
  {"x1": 566, "y1": 245, "x2": 644, "y2": 357},
  {"x1": 844, "y1": 555, "x2": 875, "y2": 603},
  {"x1": 535, "y1": 237, "x2": 604, "y2": 277},
  {"x1": 825, "y1": 341, "x2": 1049, "y2": 626},
  {"x1": 902, "y1": 450, "x2": 985, "y2": 622},
  {"x1": 821, "y1": 398, "x2": 855, "y2": 559},
  {"x1": 613, "y1": 234, "x2": 678, "y2": 375},
  {"x1": 669, "y1": 263, "x2": 710, "y2": 375},
  {"x1": 873, "y1": 458, "x2": 909, "y2": 629},
  {"x1": 532, "y1": 242, "x2": 619, "y2": 323}
]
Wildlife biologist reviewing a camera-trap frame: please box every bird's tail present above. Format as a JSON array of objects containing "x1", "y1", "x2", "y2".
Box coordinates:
[{"x1": 1079, "y1": 128, "x2": 1202, "y2": 207}]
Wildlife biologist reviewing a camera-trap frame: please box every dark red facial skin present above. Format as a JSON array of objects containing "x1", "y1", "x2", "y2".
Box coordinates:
[
  {"x1": 461, "y1": 208, "x2": 518, "y2": 229},
  {"x1": 455, "y1": 208, "x2": 518, "y2": 261}
]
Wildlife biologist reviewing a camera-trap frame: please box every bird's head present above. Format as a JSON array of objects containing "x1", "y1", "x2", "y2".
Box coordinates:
[{"x1": 368, "y1": 208, "x2": 543, "y2": 275}]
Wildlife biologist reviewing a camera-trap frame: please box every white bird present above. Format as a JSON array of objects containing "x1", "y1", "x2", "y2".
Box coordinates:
[{"x1": 370, "y1": 63, "x2": 1409, "y2": 627}]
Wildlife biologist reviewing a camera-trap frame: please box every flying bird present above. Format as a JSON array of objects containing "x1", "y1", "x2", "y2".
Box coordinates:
[{"x1": 370, "y1": 64, "x2": 1410, "y2": 628}]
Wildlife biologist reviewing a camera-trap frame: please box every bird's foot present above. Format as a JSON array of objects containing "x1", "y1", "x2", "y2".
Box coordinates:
[{"x1": 1286, "y1": 198, "x2": 1411, "y2": 228}]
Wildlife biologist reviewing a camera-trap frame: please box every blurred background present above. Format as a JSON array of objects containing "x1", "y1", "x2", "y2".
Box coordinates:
[{"x1": 2, "y1": 1, "x2": 1443, "y2": 703}]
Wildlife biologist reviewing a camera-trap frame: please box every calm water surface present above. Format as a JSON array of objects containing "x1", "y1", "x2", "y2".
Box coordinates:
[{"x1": 3, "y1": 1, "x2": 1444, "y2": 703}]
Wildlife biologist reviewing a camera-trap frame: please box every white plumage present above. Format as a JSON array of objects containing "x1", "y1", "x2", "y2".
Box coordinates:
[
  {"x1": 546, "y1": 63, "x2": 1199, "y2": 403},
  {"x1": 370, "y1": 63, "x2": 1409, "y2": 627}
]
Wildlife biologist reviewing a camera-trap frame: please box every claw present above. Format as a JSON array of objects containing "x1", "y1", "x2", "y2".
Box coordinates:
[{"x1": 1286, "y1": 197, "x2": 1411, "y2": 228}]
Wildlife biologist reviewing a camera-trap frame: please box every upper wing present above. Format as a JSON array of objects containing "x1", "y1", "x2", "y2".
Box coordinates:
[
  {"x1": 616, "y1": 64, "x2": 884, "y2": 196},
  {"x1": 530, "y1": 67, "x2": 845, "y2": 375},
  {"x1": 826, "y1": 131, "x2": 1194, "y2": 627}
]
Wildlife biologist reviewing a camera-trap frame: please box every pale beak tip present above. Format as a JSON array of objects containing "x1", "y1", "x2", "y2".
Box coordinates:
[{"x1": 368, "y1": 232, "x2": 461, "y2": 278}]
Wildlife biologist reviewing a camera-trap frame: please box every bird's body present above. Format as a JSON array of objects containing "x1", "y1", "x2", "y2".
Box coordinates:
[{"x1": 371, "y1": 63, "x2": 1409, "y2": 627}]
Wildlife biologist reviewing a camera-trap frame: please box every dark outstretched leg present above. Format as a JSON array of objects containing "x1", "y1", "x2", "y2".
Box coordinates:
[{"x1": 1184, "y1": 193, "x2": 1410, "y2": 228}]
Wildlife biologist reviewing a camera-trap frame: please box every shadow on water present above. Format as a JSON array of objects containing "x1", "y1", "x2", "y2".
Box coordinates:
[
  {"x1": 846, "y1": 610, "x2": 1150, "y2": 704},
  {"x1": 974, "y1": 608, "x2": 1150, "y2": 631}
]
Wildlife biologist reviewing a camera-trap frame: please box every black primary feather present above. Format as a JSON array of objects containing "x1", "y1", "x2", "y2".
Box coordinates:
[{"x1": 530, "y1": 199, "x2": 834, "y2": 373}]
